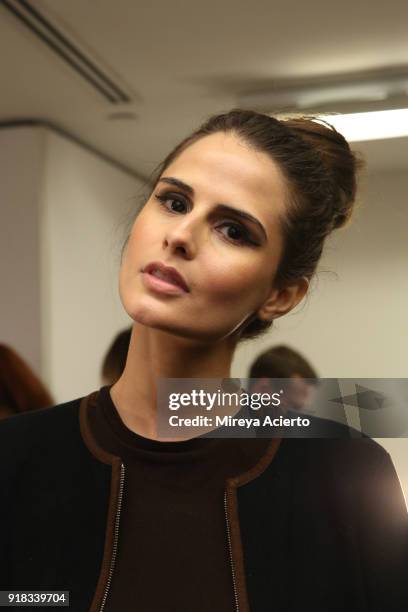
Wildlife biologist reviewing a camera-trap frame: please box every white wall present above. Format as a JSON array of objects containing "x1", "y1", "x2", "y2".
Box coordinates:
[
  {"x1": 0, "y1": 125, "x2": 143, "y2": 403},
  {"x1": 0, "y1": 127, "x2": 45, "y2": 374},
  {"x1": 41, "y1": 131, "x2": 143, "y2": 402}
]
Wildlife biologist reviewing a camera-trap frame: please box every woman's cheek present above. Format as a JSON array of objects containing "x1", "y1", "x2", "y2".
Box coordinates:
[
  {"x1": 119, "y1": 252, "x2": 144, "y2": 313},
  {"x1": 202, "y1": 263, "x2": 255, "y2": 305}
]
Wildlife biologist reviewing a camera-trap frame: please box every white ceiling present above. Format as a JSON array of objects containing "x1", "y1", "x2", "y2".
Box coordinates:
[{"x1": 1, "y1": 0, "x2": 408, "y2": 177}]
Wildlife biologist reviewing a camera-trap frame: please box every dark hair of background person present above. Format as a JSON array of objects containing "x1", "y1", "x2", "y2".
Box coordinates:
[
  {"x1": 248, "y1": 344, "x2": 318, "y2": 381},
  {"x1": 141, "y1": 108, "x2": 364, "y2": 342},
  {"x1": 0, "y1": 344, "x2": 54, "y2": 418},
  {"x1": 101, "y1": 327, "x2": 132, "y2": 385}
]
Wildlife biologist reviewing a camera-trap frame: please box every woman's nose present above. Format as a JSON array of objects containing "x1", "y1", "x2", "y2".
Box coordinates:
[{"x1": 163, "y1": 216, "x2": 202, "y2": 259}]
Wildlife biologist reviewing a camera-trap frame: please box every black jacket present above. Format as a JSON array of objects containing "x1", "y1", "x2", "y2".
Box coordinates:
[{"x1": 0, "y1": 391, "x2": 407, "y2": 611}]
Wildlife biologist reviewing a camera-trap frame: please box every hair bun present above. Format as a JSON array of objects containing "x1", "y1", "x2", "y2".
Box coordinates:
[{"x1": 282, "y1": 116, "x2": 364, "y2": 230}]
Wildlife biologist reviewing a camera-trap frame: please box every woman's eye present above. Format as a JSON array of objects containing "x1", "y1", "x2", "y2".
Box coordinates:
[
  {"x1": 155, "y1": 193, "x2": 187, "y2": 213},
  {"x1": 155, "y1": 193, "x2": 258, "y2": 247},
  {"x1": 218, "y1": 222, "x2": 253, "y2": 245}
]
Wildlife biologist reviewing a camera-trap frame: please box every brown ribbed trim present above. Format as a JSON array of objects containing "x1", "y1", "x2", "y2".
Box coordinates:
[
  {"x1": 80, "y1": 391, "x2": 119, "y2": 465},
  {"x1": 225, "y1": 437, "x2": 282, "y2": 612},
  {"x1": 79, "y1": 392, "x2": 123, "y2": 612}
]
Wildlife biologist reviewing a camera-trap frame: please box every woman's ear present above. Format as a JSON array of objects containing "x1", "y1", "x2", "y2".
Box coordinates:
[{"x1": 257, "y1": 276, "x2": 309, "y2": 322}]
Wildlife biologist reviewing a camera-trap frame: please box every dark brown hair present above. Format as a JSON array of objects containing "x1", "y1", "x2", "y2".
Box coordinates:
[
  {"x1": 249, "y1": 344, "x2": 318, "y2": 381},
  {"x1": 0, "y1": 344, "x2": 54, "y2": 417},
  {"x1": 147, "y1": 109, "x2": 363, "y2": 340},
  {"x1": 101, "y1": 327, "x2": 132, "y2": 385}
]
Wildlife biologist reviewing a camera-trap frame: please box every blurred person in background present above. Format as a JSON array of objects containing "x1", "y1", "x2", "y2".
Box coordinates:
[
  {"x1": 248, "y1": 344, "x2": 319, "y2": 414},
  {"x1": 0, "y1": 343, "x2": 54, "y2": 420},
  {"x1": 0, "y1": 109, "x2": 406, "y2": 611},
  {"x1": 101, "y1": 327, "x2": 132, "y2": 386}
]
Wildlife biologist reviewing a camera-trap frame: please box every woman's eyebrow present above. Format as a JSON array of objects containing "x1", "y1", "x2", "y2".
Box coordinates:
[
  {"x1": 158, "y1": 176, "x2": 267, "y2": 240},
  {"x1": 159, "y1": 176, "x2": 194, "y2": 196}
]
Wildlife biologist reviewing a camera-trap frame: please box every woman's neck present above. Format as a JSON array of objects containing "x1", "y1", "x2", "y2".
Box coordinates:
[{"x1": 110, "y1": 322, "x2": 237, "y2": 440}]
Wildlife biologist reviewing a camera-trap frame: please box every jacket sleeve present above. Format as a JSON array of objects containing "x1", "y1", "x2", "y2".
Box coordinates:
[
  {"x1": 0, "y1": 413, "x2": 34, "y2": 589},
  {"x1": 358, "y1": 448, "x2": 408, "y2": 611},
  {"x1": 0, "y1": 419, "x2": 18, "y2": 589},
  {"x1": 0, "y1": 472, "x2": 11, "y2": 589}
]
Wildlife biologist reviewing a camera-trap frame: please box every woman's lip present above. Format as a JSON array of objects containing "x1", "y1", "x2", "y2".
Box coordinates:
[
  {"x1": 143, "y1": 261, "x2": 189, "y2": 292},
  {"x1": 141, "y1": 271, "x2": 188, "y2": 296}
]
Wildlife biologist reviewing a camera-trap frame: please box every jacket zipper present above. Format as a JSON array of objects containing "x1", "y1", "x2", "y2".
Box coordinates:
[
  {"x1": 99, "y1": 462, "x2": 126, "y2": 612},
  {"x1": 224, "y1": 490, "x2": 239, "y2": 612}
]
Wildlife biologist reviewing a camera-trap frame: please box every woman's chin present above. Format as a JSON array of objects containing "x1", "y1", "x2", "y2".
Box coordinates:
[
  {"x1": 127, "y1": 314, "x2": 227, "y2": 344},
  {"x1": 122, "y1": 298, "x2": 238, "y2": 343}
]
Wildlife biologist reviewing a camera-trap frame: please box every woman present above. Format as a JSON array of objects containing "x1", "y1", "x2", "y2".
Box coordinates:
[{"x1": 0, "y1": 110, "x2": 406, "y2": 611}]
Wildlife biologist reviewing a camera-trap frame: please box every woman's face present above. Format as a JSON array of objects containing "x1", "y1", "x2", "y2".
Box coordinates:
[{"x1": 119, "y1": 132, "x2": 304, "y2": 343}]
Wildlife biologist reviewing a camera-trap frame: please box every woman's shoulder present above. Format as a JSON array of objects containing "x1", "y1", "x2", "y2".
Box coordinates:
[
  {"x1": 282, "y1": 411, "x2": 389, "y2": 462},
  {"x1": 258, "y1": 415, "x2": 396, "y2": 495},
  {"x1": 275, "y1": 430, "x2": 403, "y2": 511},
  {"x1": 0, "y1": 396, "x2": 82, "y2": 430},
  {"x1": 0, "y1": 396, "x2": 84, "y2": 466},
  {"x1": 282, "y1": 422, "x2": 391, "y2": 468}
]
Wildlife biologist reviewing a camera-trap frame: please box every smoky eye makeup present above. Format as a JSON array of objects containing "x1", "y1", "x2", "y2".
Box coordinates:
[
  {"x1": 155, "y1": 191, "x2": 189, "y2": 213},
  {"x1": 154, "y1": 189, "x2": 263, "y2": 247},
  {"x1": 216, "y1": 220, "x2": 260, "y2": 246}
]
